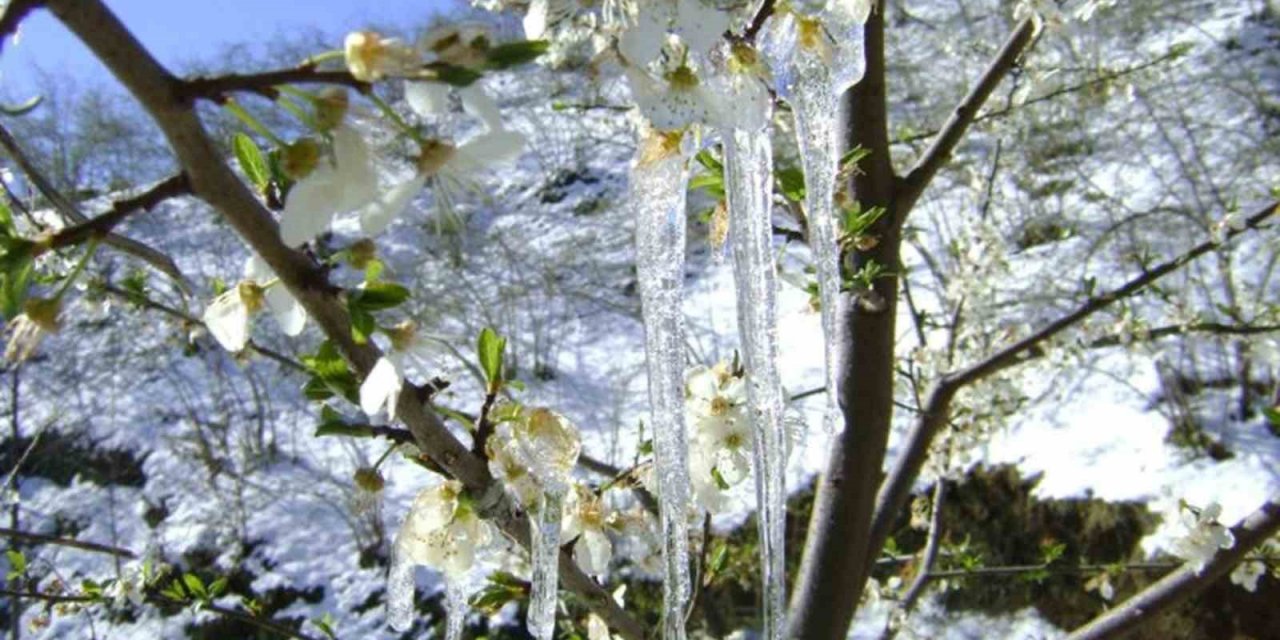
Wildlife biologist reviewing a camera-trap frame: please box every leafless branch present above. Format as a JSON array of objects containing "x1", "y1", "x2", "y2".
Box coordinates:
[
  {"x1": 39, "y1": 174, "x2": 189, "y2": 253},
  {"x1": 180, "y1": 66, "x2": 369, "y2": 103},
  {"x1": 0, "y1": 527, "x2": 137, "y2": 559}
]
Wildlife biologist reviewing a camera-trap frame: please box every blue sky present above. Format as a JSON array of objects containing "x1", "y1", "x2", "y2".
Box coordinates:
[{"x1": 1, "y1": 0, "x2": 460, "y2": 97}]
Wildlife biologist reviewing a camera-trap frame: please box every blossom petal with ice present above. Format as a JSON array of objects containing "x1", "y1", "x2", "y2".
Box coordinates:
[{"x1": 574, "y1": 528, "x2": 613, "y2": 576}]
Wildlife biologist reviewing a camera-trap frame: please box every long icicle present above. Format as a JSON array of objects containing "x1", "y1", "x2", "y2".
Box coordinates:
[
  {"x1": 386, "y1": 537, "x2": 416, "y2": 631},
  {"x1": 725, "y1": 121, "x2": 787, "y2": 638},
  {"x1": 633, "y1": 131, "x2": 694, "y2": 640},
  {"x1": 445, "y1": 578, "x2": 467, "y2": 640},
  {"x1": 791, "y1": 58, "x2": 844, "y2": 434},
  {"x1": 528, "y1": 488, "x2": 566, "y2": 639}
]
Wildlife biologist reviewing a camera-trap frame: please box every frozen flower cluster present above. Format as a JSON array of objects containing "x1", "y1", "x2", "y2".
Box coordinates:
[{"x1": 684, "y1": 361, "x2": 753, "y2": 512}]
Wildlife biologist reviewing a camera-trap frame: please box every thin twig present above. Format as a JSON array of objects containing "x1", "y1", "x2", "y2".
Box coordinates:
[
  {"x1": 0, "y1": 527, "x2": 137, "y2": 559},
  {"x1": 896, "y1": 480, "x2": 945, "y2": 614},
  {"x1": 38, "y1": 174, "x2": 190, "y2": 254},
  {"x1": 0, "y1": 123, "x2": 191, "y2": 290}
]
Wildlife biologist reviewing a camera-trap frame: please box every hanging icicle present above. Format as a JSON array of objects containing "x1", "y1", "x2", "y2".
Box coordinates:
[
  {"x1": 763, "y1": 4, "x2": 869, "y2": 434},
  {"x1": 445, "y1": 578, "x2": 467, "y2": 640},
  {"x1": 492, "y1": 407, "x2": 581, "y2": 639},
  {"x1": 725, "y1": 116, "x2": 789, "y2": 639},
  {"x1": 632, "y1": 129, "x2": 695, "y2": 640}
]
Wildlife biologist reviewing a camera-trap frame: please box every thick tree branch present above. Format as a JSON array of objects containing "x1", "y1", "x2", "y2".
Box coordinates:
[
  {"x1": 180, "y1": 67, "x2": 369, "y2": 103},
  {"x1": 1066, "y1": 499, "x2": 1280, "y2": 640},
  {"x1": 38, "y1": 174, "x2": 189, "y2": 253},
  {"x1": 866, "y1": 202, "x2": 1279, "y2": 573},
  {"x1": 0, "y1": 123, "x2": 191, "y2": 289},
  {"x1": 895, "y1": 17, "x2": 1037, "y2": 216},
  {"x1": 42, "y1": 2, "x2": 645, "y2": 636}
]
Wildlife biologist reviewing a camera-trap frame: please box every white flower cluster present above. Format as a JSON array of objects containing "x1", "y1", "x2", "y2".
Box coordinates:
[
  {"x1": 1168, "y1": 501, "x2": 1235, "y2": 574},
  {"x1": 684, "y1": 362, "x2": 753, "y2": 512},
  {"x1": 202, "y1": 256, "x2": 306, "y2": 353}
]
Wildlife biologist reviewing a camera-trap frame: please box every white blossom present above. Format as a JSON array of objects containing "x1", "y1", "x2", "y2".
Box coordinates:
[
  {"x1": 394, "y1": 481, "x2": 492, "y2": 578},
  {"x1": 562, "y1": 483, "x2": 613, "y2": 576},
  {"x1": 279, "y1": 125, "x2": 379, "y2": 246},
  {"x1": 1230, "y1": 559, "x2": 1266, "y2": 592},
  {"x1": 1168, "y1": 501, "x2": 1235, "y2": 574},
  {"x1": 344, "y1": 31, "x2": 419, "y2": 82}
]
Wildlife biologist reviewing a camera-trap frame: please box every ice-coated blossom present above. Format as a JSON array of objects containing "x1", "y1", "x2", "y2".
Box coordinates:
[
  {"x1": 279, "y1": 125, "x2": 379, "y2": 246},
  {"x1": 360, "y1": 357, "x2": 403, "y2": 420},
  {"x1": 390, "y1": 482, "x2": 492, "y2": 609},
  {"x1": 1169, "y1": 501, "x2": 1235, "y2": 574},
  {"x1": 562, "y1": 483, "x2": 613, "y2": 576},
  {"x1": 405, "y1": 80, "x2": 504, "y2": 132},
  {"x1": 1230, "y1": 559, "x2": 1266, "y2": 592},
  {"x1": 344, "y1": 31, "x2": 419, "y2": 82},
  {"x1": 626, "y1": 64, "x2": 732, "y2": 131},
  {"x1": 358, "y1": 129, "x2": 525, "y2": 236},
  {"x1": 618, "y1": 0, "x2": 731, "y2": 67}
]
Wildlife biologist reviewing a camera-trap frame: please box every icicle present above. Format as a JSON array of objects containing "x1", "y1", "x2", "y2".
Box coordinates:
[
  {"x1": 791, "y1": 60, "x2": 844, "y2": 434},
  {"x1": 386, "y1": 538, "x2": 416, "y2": 631},
  {"x1": 445, "y1": 578, "x2": 467, "y2": 640},
  {"x1": 527, "y1": 488, "x2": 565, "y2": 640},
  {"x1": 632, "y1": 131, "x2": 694, "y2": 640},
  {"x1": 724, "y1": 118, "x2": 787, "y2": 637}
]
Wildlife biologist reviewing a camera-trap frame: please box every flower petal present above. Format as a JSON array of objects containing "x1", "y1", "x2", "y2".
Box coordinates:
[
  {"x1": 523, "y1": 0, "x2": 551, "y2": 39},
  {"x1": 458, "y1": 84, "x2": 504, "y2": 132},
  {"x1": 450, "y1": 130, "x2": 526, "y2": 176},
  {"x1": 360, "y1": 357, "x2": 403, "y2": 419},
  {"x1": 619, "y1": 2, "x2": 673, "y2": 66},
  {"x1": 360, "y1": 174, "x2": 427, "y2": 236},
  {"x1": 202, "y1": 290, "x2": 249, "y2": 352},
  {"x1": 265, "y1": 286, "x2": 306, "y2": 336},
  {"x1": 675, "y1": 0, "x2": 730, "y2": 57},
  {"x1": 405, "y1": 81, "x2": 451, "y2": 119},
  {"x1": 280, "y1": 169, "x2": 342, "y2": 246},
  {"x1": 331, "y1": 125, "x2": 379, "y2": 212},
  {"x1": 574, "y1": 528, "x2": 613, "y2": 576}
]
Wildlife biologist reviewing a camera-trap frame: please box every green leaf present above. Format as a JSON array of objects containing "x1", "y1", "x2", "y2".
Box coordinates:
[
  {"x1": 350, "y1": 282, "x2": 411, "y2": 311},
  {"x1": 6, "y1": 549, "x2": 26, "y2": 579},
  {"x1": 710, "y1": 466, "x2": 730, "y2": 490},
  {"x1": 435, "y1": 405, "x2": 474, "y2": 429},
  {"x1": 694, "y1": 149, "x2": 723, "y2": 172},
  {"x1": 232, "y1": 133, "x2": 270, "y2": 191},
  {"x1": 427, "y1": 62, "x2": 484, "y2": 87},
  {"x1": 776, "y1": 166, "x2": 806, "y2": 203},
  {"x1": 477, "y1": 327, "x2": 506, "y2": 391},
  {"x1": 182, "y1": 573, "x2": 207, "y2": 600},
  {"x1": 638, "y1": 438, "x2": 654, "y2": 456},
  {"x1": 160, "y1": 579, "x2": 187, "y2": 602},
  {"x1": 0, "y1": 253, "x2": 33, "y2": 319},
  {"x1": 348, "y1": 304, "x2": 375, "y2": 344},
  {"x1": 0, "y1": 196, "x2": 13, "y2": 236},
  {"x1": 209, "y1": 576, "x2": 229, "y2": 598},
  {"x1": 487, "y1": 40, "x2": 549, "y2": 68}
]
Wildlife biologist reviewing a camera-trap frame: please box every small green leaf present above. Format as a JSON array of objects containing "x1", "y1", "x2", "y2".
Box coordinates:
[
  {"x1": 350, "y1": 282, "x2": 411, "y2": 311},
  {"x1": 638, "y1": 438, "x2": 654, "y2": 456},
  {"x1": 776, "y1": 166, "x2": 806, "y2": 203},
  {"x1": 477, "y1": 327, "x2": 506, "y2": 391},
  {"x1": 349, "y1": 304, "x2": 375, "y2": 344},
  {"x1": 710, "y1": 466, "x2": 730, "y2": 490},
  {"x1": 209, "y1": 576, "x2": 229, "y2": 598},
  {"x1": 182, "y1": 573, "x2": 207, "y2": 600},
  {"x1": 316, "y1": 421, "x2": 374, "y2": 439},
  {"x1": 233, "y1": 133, "x2": 270, "y2": 191},
  {"x1": 427, "y1": 62, "x2": 484, "y2": 87},
  {"x1": 5, "y1": 549, "x2": 26, "y2": 579},
  {"x1": 486, "y1": 40, "x2": 549, "y2": 68}
]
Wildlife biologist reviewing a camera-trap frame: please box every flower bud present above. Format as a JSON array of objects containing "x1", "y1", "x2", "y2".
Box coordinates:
[
  {"x1": 348, "y1": 238, "x2": 378, "y2": 270},
  {"x1": 23, "y1": 297, "x2": 61, "y2": 332},
  {"x1": 345, "y1": 31, "x2": 417, "y2": 82},
  {"x1": 282, "y1": 138, "x2": 321, "y2": 180},
  {"x1": 313, "y1": 88, "x2": 349, "y2": 132},
  {"x1": 387, "y1": 320, "x2": 418, "y2": 353},
  {"x1": 353, "y1": 467, "x2": 385, "y2": 493}
]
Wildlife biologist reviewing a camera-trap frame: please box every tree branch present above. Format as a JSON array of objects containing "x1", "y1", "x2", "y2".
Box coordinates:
[
  {"x1": 1066, "y1": 499, "x2": 1280, "y2": 640},
  {"x1": 42, "y1": 2, "x2": 645, "y2": 636},
  {"x1": 38, "y1": 174, "x2": 189, "y2": 253},
  {"x1": 0, "y1": 122, "x2": 192, "y2": 290},
  {"x1": 866, "y1": 201, "x2": 1279, "y2": 573},
  {"x1": 0, "y1": 0, "x2": 41, "y2": 49},
  {"x1": 0, "y1": 527, "x2": 136, "y2": 559},
  {"x1": 180, "y1": 67, "x2": 369, "y2": 103},
  {"x1": 895, "y1": 17, "x2": 1037, "y2": 216}
]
